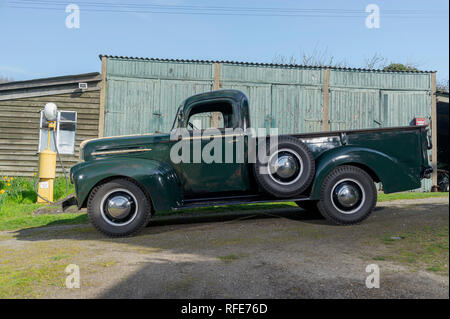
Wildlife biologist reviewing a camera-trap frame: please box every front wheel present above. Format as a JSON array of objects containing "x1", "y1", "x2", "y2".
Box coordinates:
[
  {"x1": 317, "y1": 165, "x2": 377, "y2": 225},
  {"x1": 87, "y1": 178, "x2": 152, "y2": 237}
]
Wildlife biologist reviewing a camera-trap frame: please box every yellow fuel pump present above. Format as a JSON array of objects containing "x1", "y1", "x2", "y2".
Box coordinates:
[
  {"x1": 36, "y1": 102, "x2": 58, "y2": 203},
  {"x1": 35, "y1": 103, "x2": 73, "y2": 205},
  {"x1": 37, "y1": 121, "x2": 57, "y2": 203}
]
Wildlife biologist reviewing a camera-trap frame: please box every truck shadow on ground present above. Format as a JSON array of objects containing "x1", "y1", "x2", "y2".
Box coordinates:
[
  {"x1": 96, "y1": 253, "x2": 442, "y2": 299},
  {"x1": 12, "y1": 205, "x2": 350, "y2": 242},
  {"x1": 95, "y1": 201, "x2": 448, "y2": 299}
]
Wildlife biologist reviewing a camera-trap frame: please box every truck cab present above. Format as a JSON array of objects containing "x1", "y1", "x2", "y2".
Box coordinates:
[{"x1": 171, "y1": 90, "x2": 252, "y2": 195}]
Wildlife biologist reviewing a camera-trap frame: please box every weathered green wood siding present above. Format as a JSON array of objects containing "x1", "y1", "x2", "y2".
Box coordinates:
[{"x1": 105, "y1": 59, "x2": 213, "y2": 136}]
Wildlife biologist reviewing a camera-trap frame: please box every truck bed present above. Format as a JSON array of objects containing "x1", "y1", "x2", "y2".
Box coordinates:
[{"x1": 289, "y1": 125, "x2": 427, "y2": 139}]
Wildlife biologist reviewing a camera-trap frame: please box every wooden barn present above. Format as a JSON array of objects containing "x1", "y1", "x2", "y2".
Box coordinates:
[{"x1": 0, "y1": 73, "x2": 101, "y2": 177}]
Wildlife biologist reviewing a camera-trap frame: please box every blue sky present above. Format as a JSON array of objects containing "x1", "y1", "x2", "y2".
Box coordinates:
[{"x1": 0, "y1": 0, "x2": 448, "y2": 82}]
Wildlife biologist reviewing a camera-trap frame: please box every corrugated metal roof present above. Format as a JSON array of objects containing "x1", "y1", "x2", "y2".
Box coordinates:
[
  {"x1": 0, "y1": 72, "x2": 101, "y2": 92},
  {"x1": 99, "y1": 54, "x2": 435, "y2": 73}
]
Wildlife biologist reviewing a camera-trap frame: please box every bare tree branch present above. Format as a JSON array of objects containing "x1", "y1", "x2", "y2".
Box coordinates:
[
  {"x1": 272, "y1": 46, "x2": 347, "y2": 67},
  {"x1": 364, "y1": 53, "x2": 388, "y2": 69},
  {"x1": 437, "y1": 79, "x2": 449, "y2": 92}
]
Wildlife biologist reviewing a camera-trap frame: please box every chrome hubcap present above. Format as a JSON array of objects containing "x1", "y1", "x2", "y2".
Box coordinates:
[
  {"x1": 331, "y1": 179, "x2": 365, "y2": 214},
  {"x1": 334, "y1": 183, "x2": 360, "y2": 207},
  {"x1": 273, "y1": 155, "x2": 298, "y2": 179},
  {"x1": 100, "y1": 189, "x2": 138, "y2": 226},
  {"x1": 107, "y1": 195, "x2": 132, "y2": 219},
  {"x1": 268, "y1": 149, "x2": 303, "y2": 185}
]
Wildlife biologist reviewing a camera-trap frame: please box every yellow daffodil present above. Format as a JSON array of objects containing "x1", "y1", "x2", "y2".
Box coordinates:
[
  {"x1": 0, "y1": 189, "x2": 4, "y2": 194},
  {"x1": 7, "y1": 183, "x2": 10, "y2": 187}
]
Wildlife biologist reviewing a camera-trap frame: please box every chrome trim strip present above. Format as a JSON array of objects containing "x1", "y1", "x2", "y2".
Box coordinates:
[{"x1": 181, "y1": 133, "x2": 245, "y2": 140}]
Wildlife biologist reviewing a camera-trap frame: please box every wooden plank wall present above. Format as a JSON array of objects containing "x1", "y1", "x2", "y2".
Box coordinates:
[{"x1": 0, "y1": 90, "x2": 100, "y2": 177}]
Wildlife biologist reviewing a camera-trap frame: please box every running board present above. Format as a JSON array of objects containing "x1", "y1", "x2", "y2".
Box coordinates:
[{"x1": 176, "y1": 195, "x2": 310, "y2": 210}]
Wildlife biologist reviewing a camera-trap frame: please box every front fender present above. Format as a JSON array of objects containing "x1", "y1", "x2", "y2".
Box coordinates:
[
  {"x1": 70, "y1": 158, "x2": 182, "y2": 212},
  {"x1": 309, "y1": 146, "x2": 421, "y2": 200}
]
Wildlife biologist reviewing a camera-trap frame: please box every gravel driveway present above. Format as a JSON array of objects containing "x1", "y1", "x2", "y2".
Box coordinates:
[{"x1": 0, "y1": 197, "x2": 448, "y2": 298}]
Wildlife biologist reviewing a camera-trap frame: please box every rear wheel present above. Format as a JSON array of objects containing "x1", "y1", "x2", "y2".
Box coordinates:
[
  {"x1": 317, "y1": 166, "x2": 377, "y2": 225},
  {"x1": 87, "y1": 178, "x2": 152, "y2": 237}
]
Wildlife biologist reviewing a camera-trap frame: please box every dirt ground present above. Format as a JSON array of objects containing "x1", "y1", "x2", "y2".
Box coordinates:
[{"x1": 0, "y1": 197, "x2": 448, "y2": 299}]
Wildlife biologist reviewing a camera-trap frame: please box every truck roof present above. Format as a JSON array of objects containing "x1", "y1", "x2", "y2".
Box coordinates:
[{"x1": 181, "y1": 89, "x2": 248, "y2": 111}]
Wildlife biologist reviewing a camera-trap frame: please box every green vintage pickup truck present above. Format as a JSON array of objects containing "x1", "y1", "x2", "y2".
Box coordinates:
[{"x1": 67, "y1": 90, "x2": 432, "y2": 237}]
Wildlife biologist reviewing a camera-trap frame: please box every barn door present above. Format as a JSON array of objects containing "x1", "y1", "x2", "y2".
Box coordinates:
[
  {"x1": 271, "y1": 85, "x2": 322, "y2": 134},
  {"x1": 379, "y1": 90, "x2": 431, "y2": 127},
  {"x1": 105, "y1": 78, "x2": 161, "y2": 136},
  {"x1": 328, "y1": 88, "x2": 381, "y2": 131}
]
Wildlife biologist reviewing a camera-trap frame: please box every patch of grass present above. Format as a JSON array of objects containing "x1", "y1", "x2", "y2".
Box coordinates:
[
  {"x1": 380, "y1": 226, "x2": 449, "y2": 275},
  {"x1": 50, "y1": 255, "x2": 71, "y2": 261},
  {"x1": 373, "y1": 256, "x2": 386, "y2": 261},
  {"x1": 0, "y1": 202, "x2": 88, "y2": 231},
  {"x1": 217, "y1": 254, "x2": 240, "y2": 262},
  {"x1": 0, "y1": 263, "x2": 67, "y2": 298},
  {"x1": 0, "y1": 176, "x2": 84, "y2": 231},
  {"x1": 378, "y1": 192, "x2": 448, "y2": 202},
  {"x1": 382, "y1": 236, "x2": 396, "y2": 244},
  {"x1": 382, "y1": 235, "x2": 405, "y2": 245},
  {"x1": 0, "y1": 244, "x2": 83, "y2": 298}
]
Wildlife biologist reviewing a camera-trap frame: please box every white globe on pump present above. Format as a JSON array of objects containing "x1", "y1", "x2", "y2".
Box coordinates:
[{"x1": 43, "y1": 102, "x2": 58, "y2": 121}]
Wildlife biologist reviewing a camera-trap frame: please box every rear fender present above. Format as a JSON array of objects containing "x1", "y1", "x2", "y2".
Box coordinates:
[
  {"x1": 309, "y1": 146, "x2": 421, "y2": 200},
  {"x1": 71, "y1": 158, "x2": 182, "y2": 212}
]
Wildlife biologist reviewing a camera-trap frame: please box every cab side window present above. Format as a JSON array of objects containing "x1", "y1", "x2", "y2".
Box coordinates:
[
  {"x1": 188, "y1": 112, "x2": 224, "y2": 130},
  {"x1": 186, "y1": 101, "x2": 234, "y2": 130}
]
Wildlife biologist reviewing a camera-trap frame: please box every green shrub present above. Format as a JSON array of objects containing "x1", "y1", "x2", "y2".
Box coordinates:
[{"x1": 0, "y1": 175, "x2": 73, "y2": 205}]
